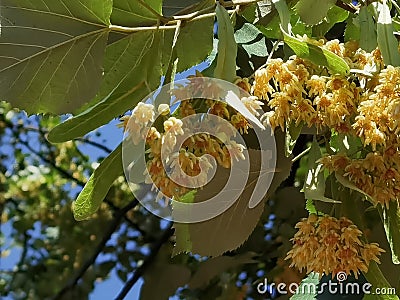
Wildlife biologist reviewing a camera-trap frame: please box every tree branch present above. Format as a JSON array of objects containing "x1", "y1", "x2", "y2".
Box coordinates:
[
  {"x1": 52, "y1": 200, "x2": 139, "y2": 300},
  {"x1": 335, "y1": 0, "x2": 357, "y2": 14},
  {"x1": 114, "y1": 223, "x2": 174, "y2": 300}
]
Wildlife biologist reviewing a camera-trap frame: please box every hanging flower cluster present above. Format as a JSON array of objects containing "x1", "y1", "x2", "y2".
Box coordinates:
[
  {"x1": 286, "y1": 214, "x2": 384, "y2": 279},
  {"x1": 252, "y1": 39, "x2": 400, "y2": 207},
  {"x1": 118, "y1": 78, "x2": 257, "y2": 201}
]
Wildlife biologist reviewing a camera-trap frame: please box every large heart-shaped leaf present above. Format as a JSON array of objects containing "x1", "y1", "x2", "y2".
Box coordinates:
[
  {"x1": 112, "y1": 0, "x2": 162, "y2": 27},
  {"x1": 173, "y1": 133, "x2": 293, "y2": 256},
  {"x1": 0, "y1": 0, "x2": 113, "y2": 114},
  {"x1": 189, "y1": 252, "x2": 257, "y2": 288},
  {"x1": 175, "y1": 17, "x2": 214, "y2": 72},
  {"x1": 48, "y1": 30, "x2": 174, "y2": 143}
]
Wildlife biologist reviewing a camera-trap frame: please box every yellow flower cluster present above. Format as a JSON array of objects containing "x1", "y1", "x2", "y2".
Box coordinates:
[
  {"x1": 119, "y1": 76, "x2": 257, "y2": 201},
  {"x1": 252, "y1": 39, "x2": 400, "y2": 206},
  {"x1": 320, "y1": 150, "x2": 400, "y2": 207},
  {"x1": 286, "y1": 214, "x2": 384, "y2": 278}
]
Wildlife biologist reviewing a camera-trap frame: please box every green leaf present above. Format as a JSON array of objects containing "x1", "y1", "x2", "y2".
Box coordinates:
[
  {"x1": 335, "y1": 173, "x2": 375, "y2": 203},
  {"x1": 214, "y1": 4, "x2": 237, "y2": 82},
  {"x1": 111, "y1": 0, "x2": 162, "y2": 27},
  {"x1": 306, "y1": 199, "x2": 317, "y2": 215},
  {"x1": 189, "y1": 253, "x2": 257, "y2": 288},
  {"x1": 162, "y1": 0, "x2": 205, "y2": 17},
  {"x1": 72, "y1": 143, "x2": 123, "y2": 221},
  {"x1": 381, "y1": 201, "x2": 400, "y2": 264},
  {"x1": 294, "y1": 0, "x2": 336, "y2": 25},
  {"x1": 257, "y1": 11, "x2": 312, "y2": 40},
  {"x1": 329, "y1": 132, "x2": 362, "y2": 155},
  {"x1": 0, "y1": 0, "x2": 113, "y2": 114},
  {"x1": 282, "y1": 28, "x2": 350, "y2": 75},
  {"x1": 359, "y1": 6, "x2": 378, "y2": 52},
  {"x1": 175, "y1": 17, "x2": 214, "y2": 72},
  {"x1": 285, "y1": 121, "x2": 303, "y2": 157},
  {"x1": 235, "y1": 23, "x2": 268, "y2": 57},
  {"x1": 376, "y1": 1, "x2": 400, "y2": 66},
  {"x1": 241, "y1": 38, "x2": 268, "y2": 57},
  {"x1": 312, "y1": 6, "x2": 349, "y2": 38},
  {"x1": 141, "y1": 263, "x2": 191, "y2": 300},
  {"x1": 345, "y1": 16, "x2": 360, "y2": 42},
  {"x1": 48, "y1": 30, "x2": 174, "y2": 143},
  {"x1": 363, "y1": 262, "x2": 399, "y2": 300},
  {"x1": 173, "y1": 133, "x2": 293, "y2": 256},
  {"x1": 290, "y1": 272, "x2": 319, "y2": 300},
  {"x1": 272, "y1": 0, "x2": 291, "y2": 33},
  {"x1": 172, "y1": 191, "x2": 197, "y2": 254},
  {"x1": 303, "y1": 139, "x2": 340, "y2": 203},
  {"x1": 235, "y1": 23, "x2": 262, "y2": 44}
]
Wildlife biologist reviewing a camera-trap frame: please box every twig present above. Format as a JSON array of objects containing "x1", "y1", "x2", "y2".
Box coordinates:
[
  {"x1": 104, "y1": 199, "x2": 147, "y2": 237},
  {"x1": 335, "y1": 0, "x2": 357, "y2": 14},
  {"x1": 75, "y1": 137, "x2": 113, "y2": 154},
  {"x1": 114, "y1": 223, "x2": 174, "y2": 300},
  {"x1": 6, "y1": 233, "x2": 29, "y2": 295},
  {"x1": 52, "y1": 200, "x2": 139, "y2": 300},
  {"x1": 292, "y1": 146, "x2": 311, "y2": 163}
]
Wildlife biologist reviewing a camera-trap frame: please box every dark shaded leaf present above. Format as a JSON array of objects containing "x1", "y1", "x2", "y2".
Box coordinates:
[
  {"x1": 359, "y1": 6, "x2": 377, "y2": 52},
  {"x1": 141, "y1": 264, "x2": 191, "y2": 300},
  {"x1": 189, "y1": 252, "x2": 257, "y2": 288},
  {"x1": 173, "y1": 132, "x2": 292, "y2": 256},
  {"x1": 175, "y1": 17, "x2": 214, "y2": 72},
  {"x1": 381, "y1": 201, "x2": 400, "y2": 264},
  {"x1": 312, "y1": 6, "x2": 349, "y2": 38}
]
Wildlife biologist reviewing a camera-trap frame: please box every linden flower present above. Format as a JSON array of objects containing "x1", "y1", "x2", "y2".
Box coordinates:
[
  {"x1": 146, "y1": 127, "x2": 161, "y2": 144},
  {"x1": 209, "y1": 101, "x2": 230, "y2": 119},
  {"x1": 158, "y1": 104, "x2": 170, "y2": 116},
  {"x1": 241, "y1": 96, "x2": 263, "y2": 117},
  {"x1": 307, "y1": 75, "x2": 326, "y2": 97},
  {"x1": 179, "y1": 101, "x2": 196, "y2": 116},
  {"x1": 225, "y1": 140, "x2": 246, "y2": 161},
  {"x1": 132, "y1": 102, "x2": 155, "y2": 125},
  {"x1": 231, "y1": 114, "x2": 250, "y2": 134},
  {"x1": 164, "y1": 117, "x2": 184, "y2": 136},
  {"x1": 252, "y1": 68, "x2": 273, "y2": 99},
  {"x1": 117, "y1": 115, "x2": 130, "y2": 131},
  {"x1": 286, "y1": 215, "x2": 385, "y2": 279}
]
